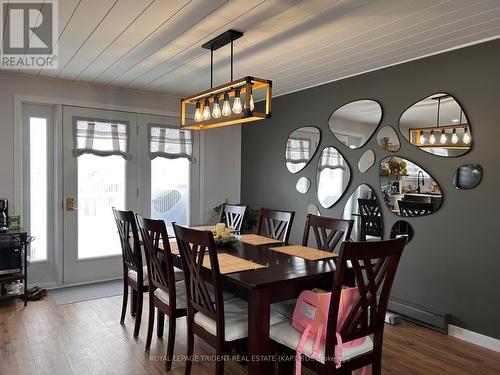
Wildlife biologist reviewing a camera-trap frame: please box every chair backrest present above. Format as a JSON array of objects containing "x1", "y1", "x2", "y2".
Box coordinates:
[
  {"x1": 218, "y1": 203, "x2": 248, "y2": 233},
  {"x1": 173, "y1": 223, "x2": 224, "y2": 326},
  {"x1": 398, "y1": 200, "x2": 434, "y2": 216},
  {"x1": 112, "y1": 208, "x2": 142, "y2": 272},
  {"x1": 256, "y1": 208, "x2": 295, "y2": 243},
  {"x1": 136, "y1": 215, "x2": 176, "y2": 303},
  {"x1": 302, "y1": 214, "x2": 353, "y2": 252},
  {"x1": 358, "y1": 198, "x2": 383, "y2": 240},
  {"x1": 324, "y1": 238, "x2": 406, "y2": 362}
]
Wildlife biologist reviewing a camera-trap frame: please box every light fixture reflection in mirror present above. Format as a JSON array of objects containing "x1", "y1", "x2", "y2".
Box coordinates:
[
  {"x1": 453, "y1": 163, "x2": 483, "y2": 190},
  {"x1": 390, "y1": 220, "x2": 414, "y2": 243},
  {"x1": 376, "y1": 126, "x2": 400, "y2": 152},
  {"x1": 358, "y1": 149, "x2": 375, "y2": 173},
  {"x1": 342, "y1": 184, "x2": 382, "y2": 241},
  {"x1": 380, "y1": 156, "x2": 442, "y2": 216},
  {"x1": 317, "y1": 146, "x2": 351, "y2": 208},
  {"x1": 329, "y1": 100, "x2": 382, "y2": 149},
  {"x1": 285, "y1": 126, "x2": 321, "y2": 173},
  {"x1": 296, "y1": 177, "x2": 311, "y2": 194}
]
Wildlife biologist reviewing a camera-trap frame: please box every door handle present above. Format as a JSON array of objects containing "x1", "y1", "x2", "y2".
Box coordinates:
[{"x1": 65, "y1": 197, "x2": 77, "y2": 211}]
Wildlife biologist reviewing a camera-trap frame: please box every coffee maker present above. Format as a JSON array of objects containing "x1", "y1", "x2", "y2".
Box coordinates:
[{"x1": 0, "y1": 198, "x2": 8, "y2": 232}]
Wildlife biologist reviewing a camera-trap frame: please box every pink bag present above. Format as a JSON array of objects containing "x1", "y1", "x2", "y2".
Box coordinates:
[{"x1": 291, "y1": 288, "x2": 370, "y2": 375}]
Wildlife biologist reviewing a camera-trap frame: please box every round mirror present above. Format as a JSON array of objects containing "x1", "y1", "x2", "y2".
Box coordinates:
[
  {"x1": 317, "y1": 147, "x2": 350, "y2": 208},
  {"x1": 329, "y1": 99, "x2": 382, "y2": 149},
  {"x1": 358, "y1": 149, "x2": 375, "y2": 173},
  {"x1": 307, "y1": 204, "x2": 321, "y2": 216},
  {"x1": 399, "y1": 93, "x2": 471, "y2": 157},
  {"x1": 342, "y1": 184, "x2": 382, "y2": 241},
  {"x1": 376, "y1": 126, "x2": 400, "y2": 152},
  {"x1": 285, "y1": 126, "x2": 321, "y2": 173},
  {"x1": 380, "y1": 156, "x2": 442, "y2": 216},
  {"x1": 390, "y1": 220, "x2": 414, "y2": 243},
  {"x1": 453, "y1": 163, "x2": 483, "y2": 190},
  {"x1": 296, "y1": 177, "x2": 311, "y2": 194}
]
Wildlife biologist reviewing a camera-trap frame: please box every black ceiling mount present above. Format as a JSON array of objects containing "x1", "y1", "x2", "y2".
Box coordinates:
[{"x1": 202, "y1": 30, "x2": 244, "y2": 51}]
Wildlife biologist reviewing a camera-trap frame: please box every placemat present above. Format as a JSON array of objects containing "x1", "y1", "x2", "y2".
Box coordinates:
[
  {"x1": 203, "y1": 253, "x2": 267, "y2": 274},
  {"x1": 239, "y1": 234, "x2": 283, "y2": 246},
  {"x1": 191, "y1": 225, "x2": 216, "y2": 231},
  {"x1": 269, "y1": 245, "x2": 337, "y2": 260},
  {"x1": 158, "y1": 240, "x2": 180, "y2": 254}
]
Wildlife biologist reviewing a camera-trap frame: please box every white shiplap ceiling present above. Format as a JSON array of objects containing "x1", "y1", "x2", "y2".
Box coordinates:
[{"x1": 3, "y1": 0, "x2": 500, "y2": 97}]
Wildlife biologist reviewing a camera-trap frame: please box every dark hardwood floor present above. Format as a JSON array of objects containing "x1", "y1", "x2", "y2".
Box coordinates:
[{"x1": 1, "y1": 293, "x2": 499, "y2": 374}]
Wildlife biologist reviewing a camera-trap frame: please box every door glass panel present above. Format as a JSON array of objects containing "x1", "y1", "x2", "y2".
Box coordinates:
[
  {"x1": 29, "y1": 117, "x2": 48, "y2": 261},
  {"x1": 151, "y1": 157, "x2": 190, "y2": 235},
  {"x1": 77, "y1": 154, "x2": 125, "y2": 259}
]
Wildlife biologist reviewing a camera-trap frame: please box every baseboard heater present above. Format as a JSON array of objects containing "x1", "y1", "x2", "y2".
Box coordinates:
[{"x1": 388, "y1": 297, "x2": 450, "y2": 334}]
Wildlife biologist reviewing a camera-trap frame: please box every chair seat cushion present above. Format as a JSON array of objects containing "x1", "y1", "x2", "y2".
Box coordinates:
[
  {"x1": 127, "y1": 266, "x2": 148, "y2": 286},
  {"x1": 154, "y1": 281, "x2": 187, "y2": 309},
  {"x1": 269, "y1": 320, "x2": 373, "y2": 363},
  {"x1": 271, "y1": 298, "x2": 297, "y2": 319},
  {"x1": 194, "y1": 297, "x2": 287, "y2": 342}
]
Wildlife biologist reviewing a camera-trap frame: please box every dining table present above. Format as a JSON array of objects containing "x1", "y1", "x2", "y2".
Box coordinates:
[{"x1": 169, "y1": 228, "x2": 350, "y2": 375}]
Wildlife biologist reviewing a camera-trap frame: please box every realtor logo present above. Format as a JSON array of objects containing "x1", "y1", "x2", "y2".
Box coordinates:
[{"x1": 1, "y1": 0, "x2": 58, "y2": 69}]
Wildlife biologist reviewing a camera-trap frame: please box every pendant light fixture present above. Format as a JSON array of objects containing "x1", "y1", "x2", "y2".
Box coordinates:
[{"x1": 181, "y1": 30, "x2": 272, "y2": 130}]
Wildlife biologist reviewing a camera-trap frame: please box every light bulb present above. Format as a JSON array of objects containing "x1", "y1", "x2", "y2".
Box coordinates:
[
  {"x1": 232, "y1": 90, "x2": 242, "y2": 114},
  {"x1": 212, "y1": 96, "x2": 221, "y2": 118},
  {"x1": 222, "y1": 92, "x2": 231, "y2": 116},
  {"x1": 429, "y1": 130, "x2": 436, "y2": 145},
  {"x1": 244, "y1": 93, "x2": 255, "y2": 111},
  {"x1": 439, "y1": 129, "x2": 447, "y2": 144},
  {"x1": 194, "y1": 101, "x2": 202, "y2": 122},
  {"x1": 463, "y1": 127, "x2": 471, "y2": 144},
  {"x1": 451, "y1": 129, "x2": 458, "y2": 144},
  {"x1": 419, "y1": 130, "x2": 426, "y2": 145},
  {"x1": 203, "y1": 98, "x2": 211, "y2": 120}
]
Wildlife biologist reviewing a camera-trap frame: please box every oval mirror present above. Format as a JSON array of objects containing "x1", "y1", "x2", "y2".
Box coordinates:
[
  {"x1": 453, "y1": 163, "x2": 483, "y2": 190},
  {"x1": 358, "y1": 149, "x2": 375, "y2": 173},
  {"x1": 380, "y1": 156, "x2": 442, "y2": 216},
  {"x1": 285, "y1": 126, "x2": 321, "y2": 173},
  {"x1": 399, "y1": 93, "x2": 471, "y2": 157},
  {"x1": 342, "y1": 184, "x2": 382, "y2": 241},
  {"x1": 307, "y1": 204, "x2": 320, "y2": 216},
  {"x1": 317, "y1": 147, "x2": 351, "y2": 208},
  {"x1": 376, "y1": 126, "x2": 400, "y2": 152},
  {"x1": 390, "y1": 220, "x2": 414, "y2": 243},
  {"x1": 296, "y1": 177, "x2": 311, "y2": 194},
  {"x1": 329, "y1": 100, "x2": 382, "y2": 149}
]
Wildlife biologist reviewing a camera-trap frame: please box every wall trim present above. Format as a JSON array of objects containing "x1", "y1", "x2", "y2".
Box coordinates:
[{"x1": 448, "y1": 325, "x2": 500, "y2": 353}]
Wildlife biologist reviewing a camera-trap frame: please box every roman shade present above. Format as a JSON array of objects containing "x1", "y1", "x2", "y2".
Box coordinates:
[
  {"x1": 149, "y1": 125, "x2": 195, "y2": 162},
  {"x1": 286, "y1": 138, "x2": 311, "y2": 164},
  {"x1": 73, "y1": 119, "x2": 130, "y2": 159}
]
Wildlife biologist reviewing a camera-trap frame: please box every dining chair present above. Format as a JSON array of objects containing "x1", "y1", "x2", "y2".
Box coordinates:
[
  {"x1": 136, "y1": 215, "x2": 187, "y2": 372},
  {"x1": 172, "y1": 223, "x2": 285, "y2": 375},
  {"x1": 270, "y1": 237, "x2": 406, "y2": 375},
  {"x1": 218, "y1": 203, "x2": 248, "y2": 233},
  {"x1": 255, "y1": 207, "x2": 295, "y2": 243},
  {"x1": 358, "y1": 198, "x2": 383, "y2": 240},
  {"x1": 112, "y1": 208, "x2": 147, "y2": 337},
  {"x1": 398, "y1": 200, "x2": 434, "y2": 216}
]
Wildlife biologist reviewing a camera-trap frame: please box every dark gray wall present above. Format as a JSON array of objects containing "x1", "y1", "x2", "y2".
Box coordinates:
[{"x1": 241, "y1": 39, "x2": 500, "y2": 339}]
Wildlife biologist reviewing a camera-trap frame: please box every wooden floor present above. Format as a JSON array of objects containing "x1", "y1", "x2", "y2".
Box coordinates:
[{"x1": 1, "y1": 293, "x2": 500, "y2": 375}]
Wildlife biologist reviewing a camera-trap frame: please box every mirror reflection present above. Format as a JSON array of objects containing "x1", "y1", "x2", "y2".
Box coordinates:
[
  {"x1": 285, "y1": 126, "x2": 321, "y2": 173},
  {"x1": 329, "y1": 100, "x2": 382, "y2": 149},
  {"x1": 399, "y1": 93, "x2": 471, "y2": 157},
  {"x1": 307, "y1": 204, "x2": 320, "y2": 216},
  {"x1": 296, "y1": 177, "x2": 311, "y2": 194},
  {"x1": 390, "y1": 220, "x2": 414, "y2": 243},
  {"x1": 317, "y1": 147, "x2": 350, "y2": 208},
  {"x1": 377, "y1": 126, "x2": 400, "y2": 152},
  {"x1": 343, "y1": 184, "x2": 382, "y2": 241},
  {"x1": 453, "y1": 163, "x2": 483, "y2": 190},
  {"x1": 358, "y1": 149, "x2": 375, "y2": 173},
  {"x1": 380, "y1": 156, "x2": 442, "y2": 216}
]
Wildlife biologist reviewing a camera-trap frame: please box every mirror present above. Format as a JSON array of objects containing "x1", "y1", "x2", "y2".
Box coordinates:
[
  {"x1": 296, "y1": 177, "x2": 311, "y2": 194},
  {"x1": 377, "y1": 126, "x2": 400, "y2": 152},
  {"x1": 329, "y1": 99, "x2": 382, "y2": 149},
  {"x1": 399, "y1": 93, "x2": 471, "y2": 157},
  {"x1": 285, "y1": 126, "x2": 321, "y2": 173},
  {"x1": 380, "y1": 156, "x2": 442, "y2": 216},
  {"x1": 453, "y1": 163, "x2": 483, "y2": 190},
  {"x1": 317, "y1": 147, "x2": 351, "y2": 208},
  {"x1": 307, "y1": 204, "x2": 321, "y2": 216},
  {"x1": 390, "y1": 220, "x2": 414, "y2": 243},
  {"x1": 342, "y1": 184, "x2": 382, "y2": 241},
  {"x1": 358, "y1": 149, "x2": 375, "y2": 173}
]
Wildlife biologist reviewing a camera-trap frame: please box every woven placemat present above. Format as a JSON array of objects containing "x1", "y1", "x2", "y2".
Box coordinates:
[
  {"x1": 239, "y1": 234, "x2": 283, "y2": 246},
  {"x1": 203, "y1": 253, "x2": 267, "y2": 274},
  {"x1": 269, "y1": 245, "x2": 337, "y2": 260}
]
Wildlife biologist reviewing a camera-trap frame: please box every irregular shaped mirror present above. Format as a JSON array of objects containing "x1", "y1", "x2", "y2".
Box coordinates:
[
  {"x1": 380, "y1": 156, "x2": 442, "y2": 216},
  {"x1": 399, "y1": 93, "x2": 471, "y2": 157},
  {"x1": 342, "y1": 184, "x2": 382, "y2": 241},
  {"x1": 285, "y1": 126, "x2": 321, "y2": 173},
  {"x1": 453, "y1": 163, "x2": 483, "y2": 190},
  {"x1": 296, "y1": 177, "x2": 311, "y2": 194},
  {"x1": 377, "y1": 126, "x2": 400, "y2": 152},
  {"x1": 329, "y1": 100, "x2": 382, "y2": 149},
  {"x1": 358, "y1": 149, "x2": 375, "y2": 173},
  {"x1": 307, "y1": 204, "x2": 320, "y2": 216},
  {"x1": 317, "y1": 147, "x2": 351, "y2": 208},
  {"x1": 390, "y1": 221, "x2": 414, "y2": 243}
]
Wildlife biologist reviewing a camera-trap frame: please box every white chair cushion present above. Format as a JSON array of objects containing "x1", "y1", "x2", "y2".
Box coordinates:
[
  {"x1": 127, "y1": 266, "x2": 148, "y2": 286},
  {"x1": 194, "y1": 297, "x2": 288, "y2": 342},
  {"x1": 271, "y1": 298, "x2": 297, "y2": 319},
  {"x1": 154, "y1": 281, "x2": 188, "y2": 309},
  {"x1": 269, "y1": 320, "x2": 373, "y2": 363}
]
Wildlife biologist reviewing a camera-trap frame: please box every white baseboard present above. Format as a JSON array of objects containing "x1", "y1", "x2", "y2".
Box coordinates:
[{"x1": 448, "y1": 324, "x2": 500, "y2": 353}]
